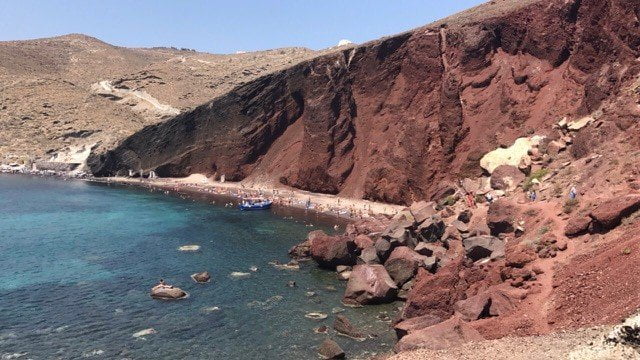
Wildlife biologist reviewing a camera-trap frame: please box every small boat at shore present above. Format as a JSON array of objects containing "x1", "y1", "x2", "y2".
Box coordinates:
[{"x1": 238, "y1": 198, "x2": 272, "y2": 211}]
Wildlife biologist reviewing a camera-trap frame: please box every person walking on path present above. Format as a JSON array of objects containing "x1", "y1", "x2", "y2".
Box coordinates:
[{"x1": 569, "y1": 186, "x2": 577, "y2": 200}]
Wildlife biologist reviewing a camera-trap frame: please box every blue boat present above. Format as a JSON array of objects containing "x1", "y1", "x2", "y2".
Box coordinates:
[{"x1": 238, "y1": 198, "x2": 273, "y2": 211}]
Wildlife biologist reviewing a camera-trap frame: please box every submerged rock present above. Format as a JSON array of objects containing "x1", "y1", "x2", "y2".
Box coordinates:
[
  {"x1": 334, "y1": 315, "x2": 366, "y2": 340},
  {"x1": 305, "y1": 312, "x2": 328, "y2": 320},
  {"x1": 318, "y1": 339, "x2": 345, "y2": 359},
  {"x1": 178, "y1": 245, "x2": 200, "y2": 252},
  {"x1": 132, "y1": 328, "x2": 157, "y2": 338},
  {"x1": 191, "y1": 271, "x2": 211, "y2": 283}
]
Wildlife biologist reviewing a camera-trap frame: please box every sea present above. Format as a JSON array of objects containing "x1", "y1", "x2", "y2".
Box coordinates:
[{"x1": 0, "y1": 174, "x2": 397, "y2": 359}]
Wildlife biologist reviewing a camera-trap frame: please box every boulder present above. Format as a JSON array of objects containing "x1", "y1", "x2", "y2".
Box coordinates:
[
  {"x1": 310, "y1": 232, "x2": 357, "y2": 269},
  {"x1": 505, "y1": 246, "x2": 536, "y2": 268},
  {"x1": 336, "y1": 266, "x2": 352, "y2": 281},
  {"x1": 480, "y1": 136, "x2": 543, "y2": 174},
  {"x1": 354, "y1": 234, "x2": 374, "y2": 250},
  {"x1": 402, "y1": 261, "x2": 465, "y2": 319},
  {"x1": 374, "y1": 238, "x2": 393, "y2": 262},
  {"x1": 457, "y1": 210, "x2": 472, "y2": 224},
  {"x1": 150, "y1": 284, "x2": 187, "y2": 300},
  {"x1": 357, "y1": 246, "x2": 380, "y2": 264},
  {"x1": 414, "y1": 243, "x2": 446, "y2": 259},
  {"x1": 394, "y1": 316, "x2": 484, "y2": 352},
  {"x1": 462, "y1": 178, "x2": 480, "y2": 194},
  {"x1": 454, "y1": 285, "x2": 527, "y2": 321},
  {"x1": 318, "y1": 339, "x2": 345, "y2": 359},
  {"x1": 382, "y1": 221, "x2": 415, "y2": 247},
  {"x1": 191, "y1": 271, "x2": 211, "y2": 283},
  {"x1": 462, "y1": 235, "x2": 505, "y2": 262},
  {"x1": 409, "y1": 201, "x2": 437, "y2": 224},
  {"x1": 422, "y1": 256, "x2": 438, "y2": 272},
  {"x1": 487, "y1": 199, "x2": 517, "y2": 235},
  {"x1": 393, "y1": 313, "x2": 444, "y2": 339},
  {"x1": 490, "y1": 165, "x2": 525, "y2": 191},
  {"x1": 451, "y1": 219, "x2": 469, "y2": 233},
  {"x1": 333, "y1": 315, "x2": 366, "y2": 340},
  {"x1": 416, "y1": 216, "x2": 445, "y2": 242},
  {"x1": 343, "y1": 265, "x2": 398, "y2": 305},
  {"x1": 288, "y1": 240, "x2": 311, "y2": 259},
  {"x1": 384, "y1": 247, "x2": 426, "y2": 286},
  {"x1": 564, "y1": 214, "x2": 592, "y2": 237},
  {"x1": 590, "y1": 195, "x2": 640, "y2": 229}
]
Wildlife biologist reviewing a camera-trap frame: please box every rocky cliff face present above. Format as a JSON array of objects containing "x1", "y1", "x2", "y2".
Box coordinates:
[{"x1": 89, "y1": 0, "x2": 640, "y2": 205}]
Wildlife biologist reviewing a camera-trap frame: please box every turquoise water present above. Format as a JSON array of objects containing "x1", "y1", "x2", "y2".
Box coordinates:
[{"x1": 0, "y1": 175, "x2": 397, "y2": 359}]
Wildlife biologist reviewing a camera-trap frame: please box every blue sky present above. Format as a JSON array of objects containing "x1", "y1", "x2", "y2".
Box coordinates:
[{"x1": 0, "y1": 1, "x2": 485, "y2": 53}]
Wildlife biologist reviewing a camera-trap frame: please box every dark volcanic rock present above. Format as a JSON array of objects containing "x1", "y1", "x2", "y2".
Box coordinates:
[
  {"x1": 384, "y1": 246, "x2": 426, "y2": 286},
  {"x1": 191, "y1": 271, "x2": 211, "y2": 283},
  {"x1": 487, "y1": 199, "x2": 517, "y2": 236},
  {"x1": 462, "y1": 235, "x2": 505, "y2": 262},
  {"x1": 343, "y1": 264, "x2": 398, "y2": 305}
]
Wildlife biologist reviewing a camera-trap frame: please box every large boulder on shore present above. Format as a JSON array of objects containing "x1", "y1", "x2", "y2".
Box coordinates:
[
  {"x1": 590, "y1": 195, "x2": 640, "y2": 229},
  {"x1": 463, "y1": 235, "x2": 505, "y2": 262},
  {"x1": 150, "y1": 284, "x2": 187, "y2": 300},
  {"x1": 402, "y1": 261, "x2": 465, "y2": 319},
  {"x1": 343, "y1": 264, "x2": 398, "y2": 305},
  {"x1": 487, "y1": 199, "x2": 517, "y2": 235},
  {"x1": 394, "y1": 316, "x2": 484, "y2": 352},
  {"x1": 310, "y1": 231, "x2": 357, "y2": 269},
  {"x1": 384, "y1": 246, "x2": 426, "y2": 286}
]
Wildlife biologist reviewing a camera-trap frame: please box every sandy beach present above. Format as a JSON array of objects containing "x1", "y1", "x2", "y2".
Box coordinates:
[{"x1": 96, "y1": 174, "x2": 406, "y2": 221}]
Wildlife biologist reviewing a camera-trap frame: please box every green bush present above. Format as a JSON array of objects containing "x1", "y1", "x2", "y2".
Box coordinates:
[
  {"x1": 523, "y1": 168, "x2": 549, "y2": 191},
  {"x1": 563, "y1": 198, "x2": 579, "y2": 214}
]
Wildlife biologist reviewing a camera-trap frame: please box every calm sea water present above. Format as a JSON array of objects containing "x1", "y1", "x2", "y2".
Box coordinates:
[{"x1": 0, "y1": 175, "x2": 397, "y2": 359}]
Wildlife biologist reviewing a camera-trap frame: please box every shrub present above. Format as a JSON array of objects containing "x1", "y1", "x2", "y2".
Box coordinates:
[
  {"x1": 442, "y1": 195, "x2": 458, "y2": 207},
  {"x1": 523, "y1": 168, "x2": 549, "y2": 191},
  {"x1": 563, "y1": 198, "x2": 579, "y2": 214}
]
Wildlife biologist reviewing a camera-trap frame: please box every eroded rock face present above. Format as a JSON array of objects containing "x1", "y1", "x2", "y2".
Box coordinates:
[
  {"x1": 343, "y1": 264, "x2": 398, "y2": 305},
  {"x1": 402, "y1": 261, "x2": 466, "y2": 319},
  {"x1": 590, "y1": 195, "x2": 640, "y2": 230},
  {"x1": 88, "y1": 0, "x2": 640, "y2": 206}
]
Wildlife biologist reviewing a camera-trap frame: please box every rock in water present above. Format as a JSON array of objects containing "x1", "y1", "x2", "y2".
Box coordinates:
[
  {"x1": 178, "y1": 245, "x2": 200, "y2": 252},
  {"x1": 318, "y1": 339, "x2": 345, "y2": 359},
  {"x1": 150, "y1": 284, "x2": 187, "y2": 300},
  {"x1": 343, "y1": 264, "x2": 397, "y2": 305},
  {"x1": 191, "y1": 271, "x2": 211, "y2": 283},
  {"x1": 333, "y1": 315, "x2": 366, "y2": 340},
  {"x1": 309, "y1": 231, "x2": 357, "y2": 269},
  {"x1": 132, "y1": 328, "x2": 156, "y2": 338}
]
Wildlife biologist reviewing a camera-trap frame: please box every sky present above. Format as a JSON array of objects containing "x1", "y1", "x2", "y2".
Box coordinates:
[{"x1": 0, "y1": 0, "x2": 485, "y2": 54}]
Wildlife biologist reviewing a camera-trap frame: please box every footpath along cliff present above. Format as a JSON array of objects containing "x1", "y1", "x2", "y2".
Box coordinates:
[{"x1": 89, "y1": 0, "x2": 639, "y2": 206}]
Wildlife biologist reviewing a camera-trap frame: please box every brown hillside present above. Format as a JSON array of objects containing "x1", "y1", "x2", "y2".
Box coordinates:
[{"x1": 89, "y1": 0, "x2": 640, "y2": 206}]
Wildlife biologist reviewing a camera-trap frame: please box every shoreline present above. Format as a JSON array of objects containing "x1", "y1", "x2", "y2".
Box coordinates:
[{"x1": 91, "y1": 174, "x2": 406, "y2": 223}]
